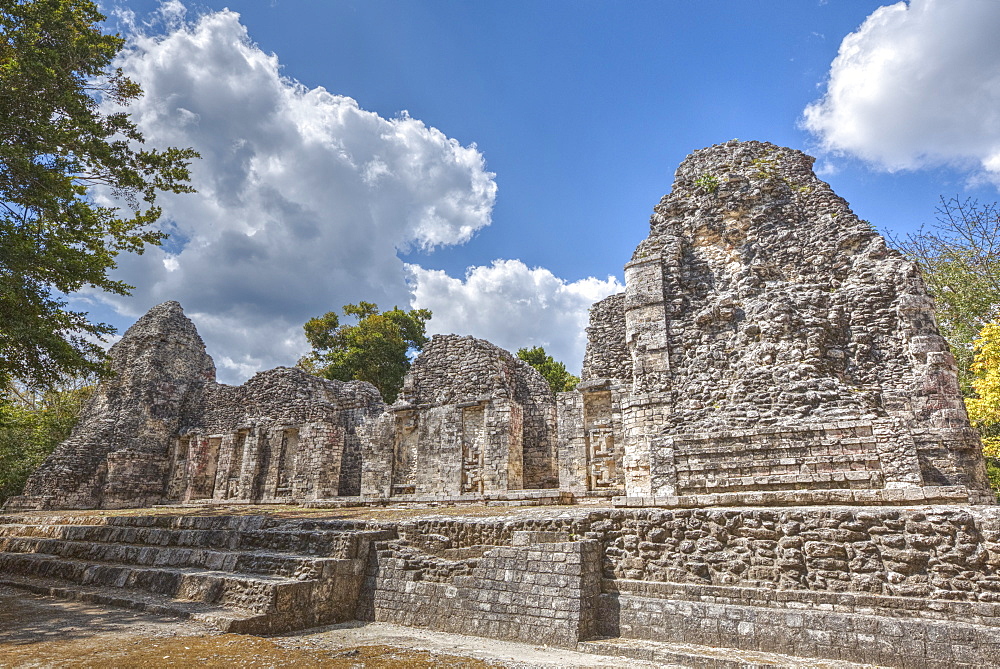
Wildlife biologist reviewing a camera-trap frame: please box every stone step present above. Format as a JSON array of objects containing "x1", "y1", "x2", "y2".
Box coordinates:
[
  {"x1": 577, "y1": 637, "x2": 878, "y2": 668},
  {"x1": 0, "y1": 551, "x2": 308, "y2": 615},
  {"x1": 675, "y1": 453, "x2": 881, "y2": 474},
  {"x1": 0, "y1": 571, "x2": 275, "y2": 634},
  {"x1": 0, "y1": 512, "x2": 376, "y2": 534},
  {"x1": 0, "y1": 513, "x2": 273, "y2": 530},
  {"x1": 614, "y1": 485, "x2": 973, "y2": 509},
  {"x1": 0, "y1": 522, "x2": 357, "y2": 557},
  {"x1": 678, "y1": 469, "x2": 882, "y2": 495},
  {"x1": 0, "y1": 514, "x2": 373, "y2": 634},
  {"x1": 0, "y1": 535, "x2": 337, "y2": 578}
]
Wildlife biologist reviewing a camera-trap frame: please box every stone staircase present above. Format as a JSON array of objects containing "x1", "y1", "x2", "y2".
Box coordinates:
[{"x1": 0, "y1": 514, "x2": 390, "y2": 634}]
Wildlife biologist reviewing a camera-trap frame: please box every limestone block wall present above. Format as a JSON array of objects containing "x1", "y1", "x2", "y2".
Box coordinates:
[
  {"x1": 367, "y1": 400, "x2": 524, "y2": 497},
  {"x1": 597, "y1": 585, "x2": 1000, "y2": 667},
  {"x1": 358, "y1": 507, "x2": 1000, "y2": 665},
  {"x1": 358, "y1": 533, "x2": 602, "y2": 646},
  {"x1": 358, "y1": 412, "x2": 396, "y2": 498},
  {"x1": 378, "y1": 507, "x2": 1000, "y2": 605},
  {"x1": 643, "y1": 418, "x2": 926, "y2": 498},
  {"x1": 586, "y1": 506, "x2": 1000, "y2": 666},
  {"x1": 101, "y1": 451, "x2": 173, "y2": 509}
]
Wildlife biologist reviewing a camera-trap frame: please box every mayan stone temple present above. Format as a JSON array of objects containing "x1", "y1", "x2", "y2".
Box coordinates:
[{"x1": 4, "y1": 140, "x2": 1000, "y2": 666}]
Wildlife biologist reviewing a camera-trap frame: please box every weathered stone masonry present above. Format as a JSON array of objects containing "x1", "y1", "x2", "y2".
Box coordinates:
[
  {"x1": 6, "y1": 302, "x2": 387, "y2": 510},
  {"x1": 4, "y1": 139, "x2": 1000, "y2": 668},
  {"x1": 360, "y1": 334, "x2": 558, "y2": 499},
  {"x1": 12, "y1": 141, "x2": 993, "y2": 509},
  {"x1": 560, "y1": 140, "x2": 993, "y2": 505},
  {"x1": 345, "y1": 504, "x2": 1000, "y2": 666}
]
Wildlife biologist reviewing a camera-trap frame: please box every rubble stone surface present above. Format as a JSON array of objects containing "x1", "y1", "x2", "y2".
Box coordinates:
[{"x1": 581, "y1": 292, "x2": 630, "y2": 383}]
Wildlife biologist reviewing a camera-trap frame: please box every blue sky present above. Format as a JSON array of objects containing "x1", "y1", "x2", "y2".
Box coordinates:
[{"x1": 87, "y1": 0, "x2": 1000, "y2": 383}]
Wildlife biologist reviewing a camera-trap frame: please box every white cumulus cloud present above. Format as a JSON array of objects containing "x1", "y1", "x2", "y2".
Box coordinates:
[
  {"x1": 95, "y1": 5, "x2": 497, "y2": 382},
  {"x1": 803, "y1": 0, "x2": 1000, "y2": 183},
  {"x1": 407, "y1": 260, "x2": 624, "y2": 373}
]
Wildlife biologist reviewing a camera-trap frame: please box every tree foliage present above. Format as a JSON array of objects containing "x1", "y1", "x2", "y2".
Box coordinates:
[
  {"x1": 0, "y1": 0, "x2": 198, "y2": 389},
  {"x1": 299, "y1": 302, "x2": 431, "y2": 403},
  {"x1": 0, "y1": 382, "x2": 92, "y2": 503},
  {"x1": 891, "y1": 197, "x2": 1000, "y2": 391},
  {"x1": 966, "y1": 322, "x2": 1000, "y2": 493},
  {"x1": 516, "y1": 346, "x2": 580, "y2": 394},
  {"x1": 967, "y1": 322, "x2": 1000, "y2": 457}
]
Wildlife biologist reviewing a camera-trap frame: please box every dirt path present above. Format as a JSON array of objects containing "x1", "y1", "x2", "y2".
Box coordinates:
[{"x1": 0, "y1": 586, "x2": 652, "y2": 668}]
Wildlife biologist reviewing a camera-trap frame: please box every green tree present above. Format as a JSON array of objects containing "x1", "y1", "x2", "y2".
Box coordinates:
[
  {"x1": 0, "y1": 382, "x2": 93, "y2": 503},
  {"x1": 891, "y1": 197, "x2": 1000, "y2": 392},
  {"x1": 516, "y1": 346, "x2": 580, "y2": 394},
  {"x1": 967, "y1": 322, "x2": 1000, "y2": 454},
  {"x1": 299, "y1": 302, "x2": 432, "y2": 403},
  {"x1": 966, "y1": 322, "x2": 1000, "y2": 493},
  {"x1": 0, "y1": 0, "x2": 198, "y2": 389}
]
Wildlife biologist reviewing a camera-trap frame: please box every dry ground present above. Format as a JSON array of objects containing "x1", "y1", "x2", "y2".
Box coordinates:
[{"x1": 0, "y1": 585, "x2": 656, "y2": 668}]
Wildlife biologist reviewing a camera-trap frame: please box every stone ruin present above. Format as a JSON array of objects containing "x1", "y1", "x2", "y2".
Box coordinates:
[
  {"x1": 6, "y1": 308, "x2": 559, "y2": 510},
  {"x1": 6, "y1": 302, "x2": 387, "y2": 510},
  {"x1": 7, "y1": 140, "x2": 993, "y2": 511},
  {"x1": 361, "y1": 334, "x2": 558, "y2": 499},
  {"x1": 560, "y1": 140, "x2": 994, "y2": 507},
  {"x1": 4, "y1": 140, "x2": 1000, "y2": 666}
]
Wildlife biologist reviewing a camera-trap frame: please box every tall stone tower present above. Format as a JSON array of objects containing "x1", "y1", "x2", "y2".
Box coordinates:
[
  {"x1": 8, "y1": 301, "x2": 216, "y2": 509},
  {"x1": 574, "y1": 140, "x2": 993, "y2": 505}
]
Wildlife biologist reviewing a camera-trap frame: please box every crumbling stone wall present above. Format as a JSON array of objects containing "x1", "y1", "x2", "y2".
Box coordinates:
[
  {"x1": 173, "y1": 367, "x2": 384, "y2": 503},
  {"x1": 587, "y1": 505, "x2": 1000, "y2": 666},
  {"x1": 629, "y1": 141, "x2": 956, "y2": 431},
  {"x1": 581, "y1": 292, "x2": 630, "y2": 383},
  {"x1": 6, "y1": 303, "x2": 385, "y2": 510},
  {"x1": 405, "y1": 335, "x2": 556, "y2": 490},
  {"x1": 590, "y1": 506, "x2": 1000, "y2": 600},
  {"x1": 361, "y1": 335, "x2": 558, "y2": 497}
]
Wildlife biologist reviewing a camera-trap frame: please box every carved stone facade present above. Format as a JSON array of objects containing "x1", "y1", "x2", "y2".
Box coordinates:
[
  {"x1": 360, "y1": 334, "x2": 558, "y2": 498},
  {"x1": 557, "y1": 379, "x2": 627, "y2": 495}
]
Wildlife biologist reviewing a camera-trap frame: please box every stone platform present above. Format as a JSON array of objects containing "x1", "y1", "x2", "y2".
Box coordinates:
[{"x1": 3, "y1": 504, "x2": 1000, "y2": 667}]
